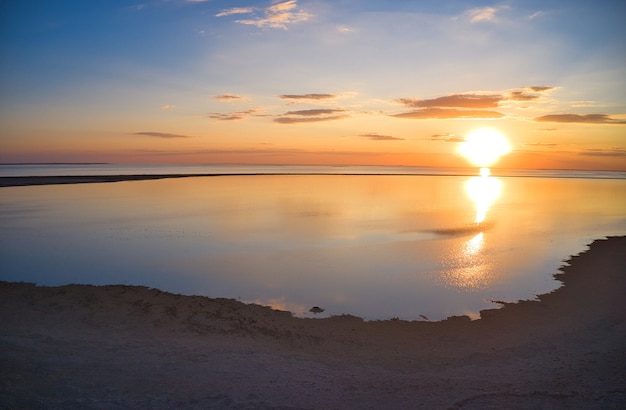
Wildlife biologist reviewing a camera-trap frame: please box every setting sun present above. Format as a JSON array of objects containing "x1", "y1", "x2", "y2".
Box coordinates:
[{"x1": 458, "y1": 129, "x2": 511, "y2": 168}]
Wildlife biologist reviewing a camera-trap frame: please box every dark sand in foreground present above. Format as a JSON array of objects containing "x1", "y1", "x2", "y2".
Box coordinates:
[{"x1": 1, "y1": 236, "x2": 625, "y2": 409}]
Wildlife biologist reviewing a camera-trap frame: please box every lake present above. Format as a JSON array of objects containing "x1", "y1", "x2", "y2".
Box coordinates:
[{"x1": 1, "y1": 165, "x2": 625, "y2": 320}]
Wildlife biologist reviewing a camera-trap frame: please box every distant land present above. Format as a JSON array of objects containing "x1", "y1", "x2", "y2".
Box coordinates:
[{"x1": 0, "y1": 163, "x2": 110, "y2": 165}]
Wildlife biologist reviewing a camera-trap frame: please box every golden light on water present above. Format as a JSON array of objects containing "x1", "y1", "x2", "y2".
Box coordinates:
[
  {"x1": 465, "y1": 175, "x2": 502, "y2": 223},
  {"x1": 458, "y1": 129, "x2": 511, "y2": 168},
  {"x1": 464, "y1": 232, "x2": 484, "y2": 256}
]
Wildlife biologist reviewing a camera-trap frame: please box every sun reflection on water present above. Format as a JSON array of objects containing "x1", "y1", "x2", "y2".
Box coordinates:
[
  {"x1": 465, "y1": 173, "x2": 502, "y2": 224},
  {"x1": 464, "y1": 232, "x2": 484, "y2": 256},
  {"x1": 439, "y1": 172, "x2": 505, "y2": 290}
]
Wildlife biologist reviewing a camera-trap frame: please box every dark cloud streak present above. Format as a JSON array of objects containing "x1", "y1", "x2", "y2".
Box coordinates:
[
  {"x1": 274, "y1": 115, "x2": 349, "y2": 124},
  {"x1": 429, "y1": 133, "x2": 464, "y2": 142},
  {"x1": 275, "y1": 108, "x2": 349, "y2": 124},
  {"x1": 397, "y1": 94, "x2": 502, "y2": 109},
  {"x1": 283, "y1": 109, "x2": 346, "y2": 116},
  {"x1": 359, "y1": 133, "x2": 404, "y2": 141},
  {"x1": 132, "y1": 132, "x2": 191, "y2": 139},
  {"x1": 214, "y1": 94, "x2": 243, "y2": 101},
  {"x1": 535, "y1": 114, "x2": 626, "y2": 124},
  {"x1": 579, "y1": 148, "x2": 626, "y2": 157},
  {"x1": 279, "y1": 94, "x2": 336, "y2": 100},
  {"x1": 392, "y1": 108, "x2": 504, "y2": 119}
]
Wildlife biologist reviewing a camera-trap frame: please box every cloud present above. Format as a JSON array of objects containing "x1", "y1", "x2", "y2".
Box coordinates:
[
  {"x1": 392, "y1": 108, "x2": 504, "y2": 120},
  {"x1": 283, "y1": 109, "x2": 345, "y2": 116},
  {"x1": 207, "y1": 109, "x2": 259, "y2": 121},
  {"x1": 523, "y1": 142, "x2": 558, "y2": 147},
  {"x1": 359, "y1": 133, "x2": 404, "y2": 141},
  {"x1": 218, "y1": 1, "x2": 312, "y2": 30},
  {"x1": 572, "y1": 101, "x2": 596, "y2": 108},
  {"x1": 578, "y1": 148, "x2": 626, "y2": 157},
  {"x1": 215, "y1": 7, "x2": 255, "y2": 17},
  {"x1": 214, "y1": 94, "x2": 244, "y2": 102},
  {"x1": 506, "y1": 86, "x2": 555, "y2": 102},
  {"x1": 429, "y1": 133, "x2": 464, "y2": 143},
  {"x1": 398, "y1": 87, "x2": 555, "y2": 110},
  {"x1": 274, "y1": 108, "x2": 349, "y2": 124},
  {"x1": 398, "y1": 94, "x2": 503, "y2": 109},
  {"x1": 132, "y1": 132, "x2": 190, "y2": 139},
  {"x1": 529, "y1": 86, "x2": 554, "y2": 92},
  {"x1": 534, "y1": 114, "x2": 626, "y2": 124},
  {"x1": 393, "y1": 87, "x2": 555, "y2": 120},
  {"x1": 279, "y1": 93, "x2": 336, "y2": 100},
  {"x1": 507, "y1": 91, "x2": 540, "y2": 101},
  {"x1": 160, "y1": 105, "x2": 175, "y2": 111},
  {"x1": 466, "y1": 7, "x2": 497, "y2": 23}
]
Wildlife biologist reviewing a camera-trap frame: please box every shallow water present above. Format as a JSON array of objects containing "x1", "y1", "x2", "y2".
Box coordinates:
[{"x1": 1, "y1": 172, "x2": 625, "y2": 320}]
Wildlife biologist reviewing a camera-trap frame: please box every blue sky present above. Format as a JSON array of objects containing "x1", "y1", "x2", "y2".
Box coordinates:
[{"x1": 1, "y1": 0, "x2": 625, "y2": 169}]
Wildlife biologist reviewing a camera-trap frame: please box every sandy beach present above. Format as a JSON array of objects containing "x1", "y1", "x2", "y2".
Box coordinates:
[{"x1": 1, "y1": 236, "x2": 625, "y2": 409}]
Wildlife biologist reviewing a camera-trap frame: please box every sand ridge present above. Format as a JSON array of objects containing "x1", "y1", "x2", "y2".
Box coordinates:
[{"x1": 1, "y1": 236, "x2": 625, "y2": 409}]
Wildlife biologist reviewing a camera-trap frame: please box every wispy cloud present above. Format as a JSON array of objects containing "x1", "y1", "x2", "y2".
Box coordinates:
[
  {"x1": 160, "y1": 104, "x2": 175, "y2": 111},
  {"x1": 506, "y1": 86, "x2": 555, "y2": 102},
  {"x1": 508, "y1": 91, "x2": 540, "y2": 101},
  {"x1": 529, "y1": 86, "x2": 554, "y2": 92},
  {"x1": 132, "y1": 132, "x2": 190, "y2": 138},
  {"x1": 207, "y1": 109, "x2": 259, "y2": 121},
  {"x1": 215, "y1": 7, "x2": 255, "y2": 17},
  {"x1": 394, "y1": 87, "x2": 555, "y2": 120},
  {"x1": 398, "y1": 94, "x2": 502, "y2": 109},
  {"x1": 283, "y1": 109, "x2": 345, "y2": 116},
  {"x1": 274, "y1": 108, "x2": 349, "y2": 124},
  {"x1": 571, "y1": 101, "x2": 596, "y2": 108},
  {"x1": 429, "y1": 133, "x2": 464, "y2": 143},
  {"x1": 392, "y1": 108, "x2": 504, "y2": 120},
  {"x1": 466, "y1": 7, "x2": 497, "y2": 23},
  {"x1": 279, "y1": 93, "x2": 337, "y2": 100},
  {"x1": 217, "y1": 1, "x2": 312, "y2": 30},
  {"x1": 579, "y1": 148, "x2": 626, "y2": 157},
  {"x1": 523, "y1": 142, "x2": 558, "y2": 147},
  {"x1": 535, "y1": 113, "x2": 626, "y2": 124},
  {"x1": 214, "y1": 94, "x2": 244, "y2": 102},
  {"x1": 359, "y1": 133, "x2": 404, "y2": 141}
]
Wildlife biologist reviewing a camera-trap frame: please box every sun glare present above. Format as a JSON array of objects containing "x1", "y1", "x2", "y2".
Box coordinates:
[{"x1": 458, "y1": 129, "x2": 511, "y2": 168}]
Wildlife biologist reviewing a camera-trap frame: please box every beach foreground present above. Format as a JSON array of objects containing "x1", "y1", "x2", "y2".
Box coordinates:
[{"x1": 1, "y1": 237, "x2": 625, "y2": 409}]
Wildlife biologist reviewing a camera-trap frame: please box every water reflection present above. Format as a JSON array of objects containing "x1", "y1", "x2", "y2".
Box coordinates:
[
  {"x1": 465, "y1": 174, "x2": 502, "y2": 224},
  {"x1": 440, "y1": 173, "x2": 504, "y2": 290},
  {"x1": 2, "y1": 174, "x2": 624, "y2": 321},
  {"x1": 465, "y1": 232, "x2": 484, "y2": 256}
]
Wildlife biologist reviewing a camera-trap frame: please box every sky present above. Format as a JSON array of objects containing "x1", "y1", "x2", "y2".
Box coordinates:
[{"x1": 1, "y1": 0, "x2": 625, "y2": 170}]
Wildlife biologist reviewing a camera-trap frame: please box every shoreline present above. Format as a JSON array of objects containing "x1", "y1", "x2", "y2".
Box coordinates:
[{"x1": 1, "y1": 236, "x2": 625, "y2": 408}]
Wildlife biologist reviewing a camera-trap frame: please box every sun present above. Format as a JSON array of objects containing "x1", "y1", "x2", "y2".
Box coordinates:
[{"x1": 458, "y1": 129, "x2": 511, "y2": 168}]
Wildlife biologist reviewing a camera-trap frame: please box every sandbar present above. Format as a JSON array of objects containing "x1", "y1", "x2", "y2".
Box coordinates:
[
  {"x1": 0, "y1": 174, "x2": 221, "y2": 187},
  {"x1": 1, "y1": 236, "x2": 625, "y2": 409}
]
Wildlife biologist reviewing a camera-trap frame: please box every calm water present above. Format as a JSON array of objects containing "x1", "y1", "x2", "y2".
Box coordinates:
[{"x1": 1, "y1": 166, "x2": 625, "y2": 320}]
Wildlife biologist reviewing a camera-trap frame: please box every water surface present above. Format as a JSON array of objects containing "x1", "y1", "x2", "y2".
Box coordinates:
[{"x1": 1, "y1": 172, "x2": 625, "y2": 320}]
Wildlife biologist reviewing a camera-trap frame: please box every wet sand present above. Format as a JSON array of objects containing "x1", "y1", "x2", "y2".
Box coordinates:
[{"x1": 1, "y1": 236, "x2": 625, "y2": 409}]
